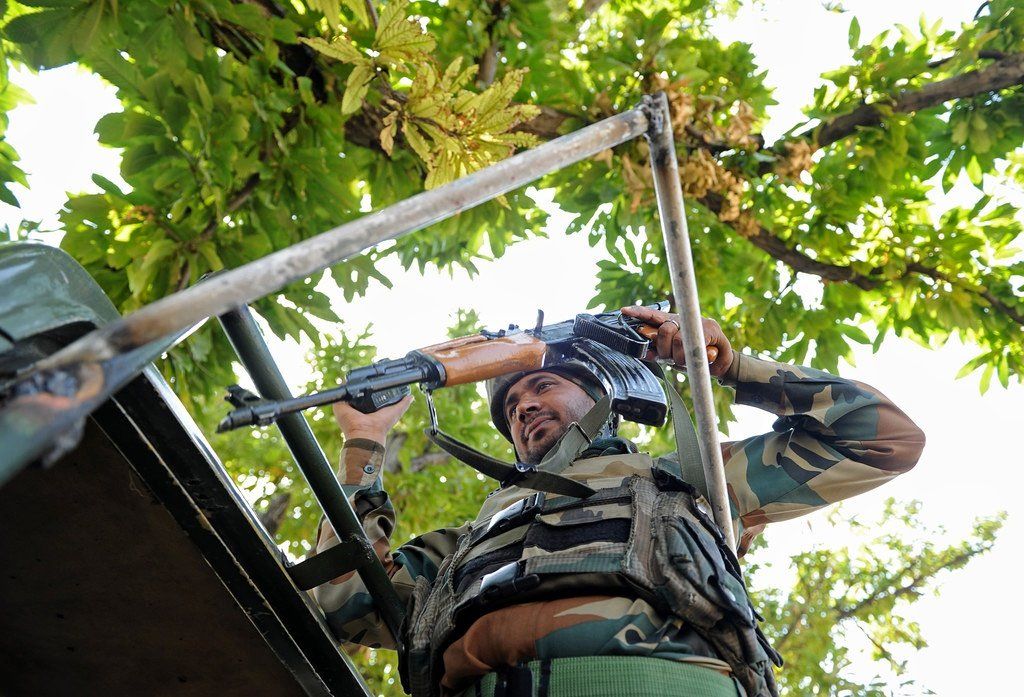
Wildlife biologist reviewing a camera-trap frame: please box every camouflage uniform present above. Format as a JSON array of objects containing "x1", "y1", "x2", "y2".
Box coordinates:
[{"x1": 313, "y1": 354, "x2": 925, "y2": 694}]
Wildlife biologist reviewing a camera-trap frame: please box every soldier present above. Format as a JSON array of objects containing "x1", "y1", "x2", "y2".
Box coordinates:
[{"x1": 313, "y1": 305, "x2": 926, "y2": 697}]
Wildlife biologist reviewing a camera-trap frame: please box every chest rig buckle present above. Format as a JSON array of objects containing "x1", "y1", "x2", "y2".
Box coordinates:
[{"x1": 478, "y1": 561, "x2": 541, "y2": 604}]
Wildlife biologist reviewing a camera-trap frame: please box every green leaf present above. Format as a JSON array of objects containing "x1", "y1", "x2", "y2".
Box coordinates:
[
  {"x1": 970, "y1": 128, "x2": 992, "y2": 155},
  {"x1": 197, "y1": 241, "x2": 224, "y2": 272},
  {"x1": 299, "y1": 36, "x2": 366, "y2": 65},
  {"x1": 91, "y1": 173, "x2": 125, "y2": 197},
  {"x1": 307, "y1": 0, "x2": 342, "y2": 26},
  {"x1": 374, "y1": 0, "x2": 436, "y2": 64},
  {"x1": 0, "y1": 184, "x2": 19, "y2": 207},
  {"x1": 121, "y1": 144, "x2": 162, "y2": 177},
  {"x1": 342, "y1": 0, "x2": 369, "y2": 27},
  {"x1": 152, "y1": 165, "x2": 187, "y2": 190},
  {"x1": 71, "y1": 0, "x2": 106, "y2": 54},
  {"x1": 840, "y1": 324, "x2": 870, "y2": 344},
  {"x1": 341, "y1": 63, "x2": 374, "y2": 115},
  {"x1": 3, "y1": 8, "x2": 80, "y2": 68},
  {"x1": 95, "y1": 110, "x2": 165, "y2": 146},
  {"x1": 979, "y1": 362, "x2": 993, "y2": 394},
  {"x1": 848, "y1": 16, "x2": 860, "y2": 49},
  {"x1": 127, "y1": 238, "x2": 177, "y2": 294},
  {"x1": 966, "y1": 156, "x2": 984, "y2": 185},
  {"x1": 225, "y1": 113, "x2": 250, "y2": 142},
  {"x1": 402, "y1": 122, "x2": 432, "y2": 162},
  {"x1": 951, "y1": 118, "x2": 969, "y2": 145}
]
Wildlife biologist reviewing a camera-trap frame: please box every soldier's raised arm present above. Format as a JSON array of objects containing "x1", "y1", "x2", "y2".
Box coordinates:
[
  {"x1": 717, "y1": 353, "x2": 926, "y2": 553},
  {"x1": 312, "y1": 396, "x2": 469, "y2": 648},
  {"x1": 622, "y1": 305, "x2": 926, "y2": 555}
]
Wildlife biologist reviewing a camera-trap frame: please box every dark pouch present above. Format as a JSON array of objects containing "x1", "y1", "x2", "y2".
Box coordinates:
[{"x1": 657, "y1": 514, "x2": 734, "y2": 630}]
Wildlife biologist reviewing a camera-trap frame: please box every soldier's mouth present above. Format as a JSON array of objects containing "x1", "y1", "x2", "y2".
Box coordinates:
[{"x1": 525, "y1": 416, "x2": 556, "y2": 441}]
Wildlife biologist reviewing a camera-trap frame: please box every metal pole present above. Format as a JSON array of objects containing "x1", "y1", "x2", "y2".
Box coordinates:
[
  {"x1": 37, "y1": 108, "x2": 650, "y2": 372},
  {"x1": 644, "y1": 93, "x2": 736, "y2": 550},
  {"x1": 218, "y1": 305, "x2": 407, "y2": 646}
]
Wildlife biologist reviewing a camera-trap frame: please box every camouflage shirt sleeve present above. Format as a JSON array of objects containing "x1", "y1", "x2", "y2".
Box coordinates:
[
  {"x1": 313, "y1": 439, "x2": 469, "y2": 649},
  {"x1": 717, "y1": 353, "x2": 925, "y2": 552}
]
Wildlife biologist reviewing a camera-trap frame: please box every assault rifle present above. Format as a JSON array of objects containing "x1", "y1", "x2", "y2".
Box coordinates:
[{"x1": 217, "y1": 302, "x2": 680, "y2": 433}]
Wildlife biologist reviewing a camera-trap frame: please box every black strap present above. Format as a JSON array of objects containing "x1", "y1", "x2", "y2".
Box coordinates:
[
  {"x1": 425, "y1": 428, "x2": 515, "y2": 481},
  {"x1": 286, "y1": 534, "x2": 373, "y2": 590},
  {"x1": 425, "y1": 428, "x2": 595, "y2": 498},
  {"x1": 423, "y1": 396, "x2": 615, "y2": 499},
  {"x1": 538, "y1": 659, "x2": 552, "y2": 697},
  {"x1": 504, "y1": 663, "x2": 533, "y2": 697}
]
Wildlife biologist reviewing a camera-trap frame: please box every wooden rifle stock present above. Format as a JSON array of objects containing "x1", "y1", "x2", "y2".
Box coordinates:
[
  {"x1": 417, "y1": 322, "x2": 717, "y2": 388},
  {"x1": 417, "y1": 333, "x2": 547, "y2": 387}
]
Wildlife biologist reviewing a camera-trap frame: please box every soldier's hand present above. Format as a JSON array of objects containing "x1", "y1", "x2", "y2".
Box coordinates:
[
  {"x1": 620, "y1": 305, "x2": 734, "y2": 378},
  {"x1": 332, "y1": 394, "x2": 413, "y2": 444}
]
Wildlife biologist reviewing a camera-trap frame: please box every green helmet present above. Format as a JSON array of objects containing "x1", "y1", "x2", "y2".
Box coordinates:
[{"x1": 486, "y1": 360, "x2": 607, "y2": 442}]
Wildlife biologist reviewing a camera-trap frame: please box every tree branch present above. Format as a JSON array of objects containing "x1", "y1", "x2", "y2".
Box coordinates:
[
  {"x1": 801, "y1": 52, "x2": 1024, "y2": 149},
  {"x1": 906, "y1": 261, "x2": 1024, "y2": 326},
  {"x1": 409, "y1": 451, "x2": 452, "y2": 471},
  {"x1": 194, "y1": 172, "x2": 262, "y2": 244},
  {"x1": 513, "y1": 105, "x2": 575, "y2": 138},
  {"x1": 363, "y1": 0, "x2": 379, "y2": 29},
  {"x1": 702, "y1": 193, "x2": 1024, "y2": 327},
  {"x1": 856, "y1": 623, "x2": 900, "y2": 669},
  {"x1": 476, "y1": 0, "x2": 504, "y2": 89},
  {"x1": 383, "y1": 431, "x2": 407, "y2": 472},
  {"x1": 773, "y1": 599, "x2": 810, "y2": 652},
  {"x1": 927, "y1": 48, "x2": 1007, "y2": 69},
  {"x1": 701, "y1": 192, "x2": 877, "y2": 289},
  {"x1": 835, "y1": 547, "x2": 981, "y2": 621},
  {"x1": 382, "y1": 431, "x2": 457, "y2": 472},
  {"x1": 476, "y1": 41, "x2": 499, "y2": 89}
]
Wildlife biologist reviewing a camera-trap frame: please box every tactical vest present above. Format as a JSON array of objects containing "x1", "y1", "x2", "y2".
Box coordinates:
[{"x1": 398, "y1": 451, "x2": 782, "y2": 697}]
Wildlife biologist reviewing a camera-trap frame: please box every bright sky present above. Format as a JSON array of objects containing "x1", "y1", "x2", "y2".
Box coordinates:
[{"x1": 2, "y1": 1, "x2": 1021, "y2": 694}]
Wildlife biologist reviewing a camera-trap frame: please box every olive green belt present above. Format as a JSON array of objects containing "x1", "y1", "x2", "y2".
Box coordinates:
[{"x1": 459, "y1": 656, "x2": 741, "y2": 697}]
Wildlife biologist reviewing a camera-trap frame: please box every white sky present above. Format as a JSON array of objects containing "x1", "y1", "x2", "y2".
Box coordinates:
[{"x1": 1, "y1": 1, "x2": 1021, "y2": 694}]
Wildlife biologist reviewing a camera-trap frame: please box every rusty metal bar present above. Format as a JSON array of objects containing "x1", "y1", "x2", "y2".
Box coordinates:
[
  {"x1": 644, "y1": 93, "x2": 736, "y2": 550},
  {"x1": 36, "y1": 108, "x2": 650, "y2": 372}
]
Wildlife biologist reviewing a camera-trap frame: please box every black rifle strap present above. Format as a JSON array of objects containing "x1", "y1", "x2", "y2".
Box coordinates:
[
  {"x1": 424, "y1": 428, "x2": 596, "y2": 498},
  {"x1": 425, "y1": 427, "x2": 515, "y2": 480},
  {"x1": 423, "y1": 396, "x2": 611, "y2": 499}
]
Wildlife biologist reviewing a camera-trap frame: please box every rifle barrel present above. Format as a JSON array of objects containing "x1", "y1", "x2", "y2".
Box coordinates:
[{"x1": 217, "y1": 366, "x2": 427, "y2": 431}]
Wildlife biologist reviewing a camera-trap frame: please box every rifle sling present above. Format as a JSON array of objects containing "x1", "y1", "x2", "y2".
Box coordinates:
[
  {"x1": 423, "y1": 397, "x2": 615, "y2": 499},
  {"x1": 650, "y1": 363, "x2": 710, "y2": 502}
]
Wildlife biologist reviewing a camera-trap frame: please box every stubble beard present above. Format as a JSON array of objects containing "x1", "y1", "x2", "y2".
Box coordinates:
[{"x1": 520, "y1": 418, "x2": 568, "y2": 465}]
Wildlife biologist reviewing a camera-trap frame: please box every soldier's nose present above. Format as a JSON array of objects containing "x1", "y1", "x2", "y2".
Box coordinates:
[{"x1": 517, "y1": 400, "x2": 540, "y2": 420}]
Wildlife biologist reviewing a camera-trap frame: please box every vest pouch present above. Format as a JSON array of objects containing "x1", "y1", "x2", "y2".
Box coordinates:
[
  {"x1": 649, "y1": 494, "x2": 780, "y2": 697},
  {"x1": 659, "y1": 515, "x2": 757, "y2": 626}
]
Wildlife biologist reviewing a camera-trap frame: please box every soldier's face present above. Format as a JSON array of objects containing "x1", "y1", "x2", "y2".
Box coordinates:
[{"x1": 503, "y1": 372, "x2": 596, "y2": 464}]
